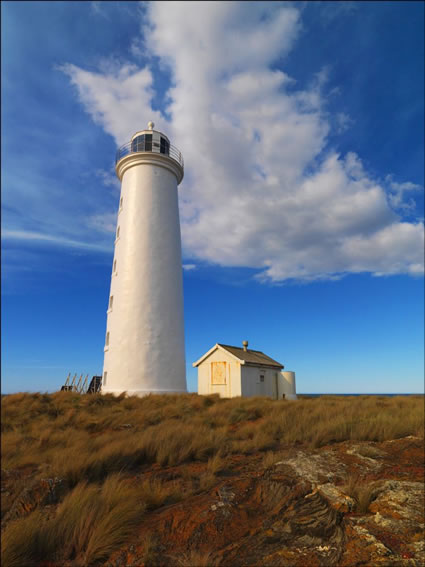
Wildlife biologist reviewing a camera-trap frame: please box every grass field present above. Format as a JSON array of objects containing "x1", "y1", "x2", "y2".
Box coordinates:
[{"x1": 1, "y1": 392, "x2": 424, "y2": 566}]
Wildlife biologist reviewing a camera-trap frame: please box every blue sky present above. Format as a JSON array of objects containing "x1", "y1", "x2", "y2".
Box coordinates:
[{"x1": 2, "y1": 1, "x2": 424, "y2": 394}]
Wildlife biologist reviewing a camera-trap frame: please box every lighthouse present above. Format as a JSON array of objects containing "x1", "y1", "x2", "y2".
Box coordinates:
[{"x1": 102, "y1": 122, "x2": 187, "y2": 396}]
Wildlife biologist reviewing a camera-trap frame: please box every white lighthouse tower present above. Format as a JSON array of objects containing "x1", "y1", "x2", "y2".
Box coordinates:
[{"x1": 102, "y1": 122, "x2": 187, "y2": 396}]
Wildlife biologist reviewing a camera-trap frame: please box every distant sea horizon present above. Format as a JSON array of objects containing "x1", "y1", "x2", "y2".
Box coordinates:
[
  {"x1": 297, "y1": 393, "x2": 424, "y2": 397},
  {"x1": 1, "y1": 392, "x2": 424, "y2": 397}
]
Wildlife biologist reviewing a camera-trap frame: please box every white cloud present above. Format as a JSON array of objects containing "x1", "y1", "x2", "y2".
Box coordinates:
[
  {"x1": 2, "y1": 229, "x2": 111, "y2": 252},
  {"x1": 58, "y1": 63, "x2": 164, "y2": 145},
  {"x1": 385, "y1": 175, "x2": 423, "y2": 212},
  {"x1": 182, "y1": 264, "x2": 197, "y2": 271},
  {"x1": 95, "y1": 168, "x2": 121, "y2": 190},
  {"x1": 85, "y1": 212, "x2": 117, "y2": 234},
  {"x1": 90, "y1": 1, "x2": 109, "y2": 18},
  {"x1": 59, "y1": 1, "x2": 424, "y2": 282},
  {"x1": 335, "y1": 112, "x2": 353, "y2": 133}
]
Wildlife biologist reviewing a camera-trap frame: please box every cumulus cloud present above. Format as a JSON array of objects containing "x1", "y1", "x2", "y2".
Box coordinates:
[
  {"x1": 59, "y1": 63, "x2": 164, "y2": 145},
  {"x1": 60, "y1": 1, "x2": 424, "y2": 282},
  {"x1": 385, "y1": 175, "x2": 423, "y2": 212}
]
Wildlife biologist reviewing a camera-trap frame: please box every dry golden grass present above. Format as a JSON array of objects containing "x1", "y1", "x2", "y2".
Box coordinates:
[
  {"x1": 139, "y1": 477, "x2": 182, "y2": 510},
  {"x1": 262, "y1": 450, "x2": 286, "y2": 468},
  {"x1": 141, "y1": 532, "x2": 163, "y2": 567},
  {"x1": 199, "y1": 471, "x2": 219, "y2": 491},
  {"x1": 343, "y1": 472, "x2": 379, "y2": 514},
  {"x1": 2, "y1": 392, "x2": 423, "y2": 475},
  {"x1": 206, "y1": 452, "x2": 225, "y2": 475},
  {"x1": 1, "y1": 392, "x2": 423, "y2": 566},
  {"x1": 1, "y1": 474, "x2": 147, "y2": 566},
  {"x1": 174, "y1": 549, "x2": 220, "y2": 566},
  {"x1": 1, "y1": 510, "x2": 46, "y2": 567}
]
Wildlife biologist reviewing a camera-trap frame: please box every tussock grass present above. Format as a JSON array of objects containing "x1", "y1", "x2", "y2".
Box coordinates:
[
  {"x1": 1, "y1": 474, "x2": 146, "y2": 566},
  {"x1": 199, "y1": 471, "x2": 219, "y2": 491},
  {"x1": 262, "y1": 450, "x2": 286, "y2": 468},
  {"x1": 1, "y1": 510, "x2": 46, "y2": 567},
  {"x1": 2, "y1": 393, "x2": 423, "y2": 476},
  {"x1": 175, "y1": 549, "x2": 220, "y2": 566},
  {"x1": 206, "y1": 452, "x2": 225, "y2": 475},
  {"x1": 1, "y1": 392, "x2": 423, "y2": 564},
  {"x1": 343, "y1": 472, "x2": 379, "y2": 514},
  {"x1": 139, "y1": 477, "x2": 182, "y2": 510},
  {"x1": 141, "y1": 532, "x2": 163, "y2": 567}
]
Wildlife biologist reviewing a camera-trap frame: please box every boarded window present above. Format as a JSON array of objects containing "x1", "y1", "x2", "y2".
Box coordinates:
[{"x1": 211, "y1": 362, "x2": 226, "y2": 385}]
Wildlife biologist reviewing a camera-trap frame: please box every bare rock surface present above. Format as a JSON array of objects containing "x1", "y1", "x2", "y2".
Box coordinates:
[{"x1": 106, "y1": 436, "x2": 424, "y2": 567}]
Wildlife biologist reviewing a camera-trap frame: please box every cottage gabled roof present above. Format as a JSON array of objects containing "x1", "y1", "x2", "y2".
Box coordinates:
[{"x1": 192, "y1": 343, "x2": 284, "y2": 369}]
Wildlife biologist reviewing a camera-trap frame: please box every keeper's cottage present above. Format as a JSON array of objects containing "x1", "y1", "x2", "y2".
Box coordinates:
[{"x1": 193, "y1": 341, "x2": 297, "y2": 400}]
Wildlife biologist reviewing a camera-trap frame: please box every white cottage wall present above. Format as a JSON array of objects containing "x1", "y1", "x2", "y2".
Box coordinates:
[
  {"x1": 197, "y1": 349, "x2": 242, "y2": 398},
  {"x1": 240, "y1": 366, "x2": 280, "y2": 399}
]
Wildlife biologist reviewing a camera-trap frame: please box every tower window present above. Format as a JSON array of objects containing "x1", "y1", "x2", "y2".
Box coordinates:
[
  {"x1": 109, "y1": 296, "x2": 113, "y2": 309},
  {"x1": 105, "y1": 332, "x2": 110, "y2": 346},
  {"x1": 144, "y1": 134, "x2": 152, "y2": 152},
  {"x1": 103, "y1": 371, "x2": 107, "y2": 386},
  {"x1": 116, "y1": 226, "x2": 120, "y2": 239},
  {"x1": 160, "y1": 136, "x2": 170, "y2": 156},
  {"x1": 131, "y1": 134, "x2": 144, "y2": 152},
  {"x1": 113, "y1": 259, "x2": 117, "y2": 273},
  {"x1": 131, "y1": 134, "x2": 152, "y2": 152},
  {"x1": 119, "y1": 196, "x2": 123, "y2": 209}
]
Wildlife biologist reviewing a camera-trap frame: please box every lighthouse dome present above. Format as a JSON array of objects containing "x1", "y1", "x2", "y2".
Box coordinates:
[
  {"x1": 128, "y1": 122, "x2": 171, "y2": 157},
  {"x1": 116, "y1": 121, "x2": 183, "y2": 184}
]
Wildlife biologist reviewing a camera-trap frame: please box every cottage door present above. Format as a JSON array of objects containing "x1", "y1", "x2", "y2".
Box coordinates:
[{"x1": 257, "y1": 372, "x2": 266, "y2": 396}]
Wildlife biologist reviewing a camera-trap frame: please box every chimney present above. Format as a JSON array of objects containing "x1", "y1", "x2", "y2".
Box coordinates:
[{"x1": 242, "y1": 340, "x2": 248, "y2": 352}]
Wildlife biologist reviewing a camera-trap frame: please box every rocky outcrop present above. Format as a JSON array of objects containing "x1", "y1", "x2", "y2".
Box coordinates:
[
  {"x1": 2, "y1": 437, "x2": 423, "y2": 566},
  {"x1": 107, "y1": 436, "x2": 424, "y2": 567}
]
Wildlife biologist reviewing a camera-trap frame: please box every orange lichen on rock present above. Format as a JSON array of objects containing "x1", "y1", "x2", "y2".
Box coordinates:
[{"x1": 107, "y1": 436, "x2": 424, "y2": 567}]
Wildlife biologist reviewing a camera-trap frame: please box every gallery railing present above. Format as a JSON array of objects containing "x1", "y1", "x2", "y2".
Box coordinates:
[{"x1": 116, "y1": 140, "x2": 184, "y2": 170}]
